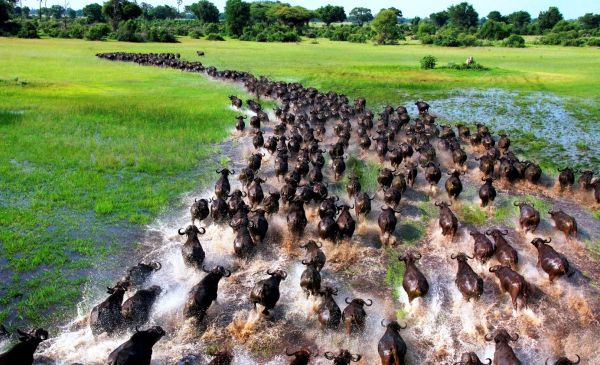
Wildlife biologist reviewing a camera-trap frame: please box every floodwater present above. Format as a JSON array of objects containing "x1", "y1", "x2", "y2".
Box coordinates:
[{"x1": 5, "y1": 68, "x2": 598, "y2": 364}]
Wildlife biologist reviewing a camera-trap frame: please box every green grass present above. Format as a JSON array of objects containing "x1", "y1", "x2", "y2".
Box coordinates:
[
  {"x1": 0, "y1": 36, "x2": 598, "y2": 327},
  {"x1": 0, "y1": 38, "x2": 247, "y2": 326}
]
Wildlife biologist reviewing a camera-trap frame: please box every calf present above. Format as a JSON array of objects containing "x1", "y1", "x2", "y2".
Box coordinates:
[
  {"x1": 484, "y1": 329, "x2": 522, "y2": 365},
  {"x1": 107, "y1": 326, "x2": 165, "y2": 365},
  {"x1": 451, "y1": 253, "x2": 483, "y2": 302},
  {"x1": 0, "y1": 328, "x2": 48, "y2": 365},
  {"x1": 250, "y1": 269, "x2": 287, "y2": 315},
  {"x1": 489, "y1": 265, "x2": 528, "y2": 310},
  {"x1": 531, "y1": 238, "x2": 570, "y2": 282},
  {"x1": 378, "y1": 320, "x2": 408, "y2": 365},
  {"x1": 399, "y1": 253, "x2": 429, "y2": 302},
  {"x1": 184, "y1": 266, "x2": 231, "y2": 322}
]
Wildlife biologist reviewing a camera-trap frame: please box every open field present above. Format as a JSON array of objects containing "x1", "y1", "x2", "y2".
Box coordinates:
[{"x1": 0, "y1": 37, "x2": 599, "y2": 331}]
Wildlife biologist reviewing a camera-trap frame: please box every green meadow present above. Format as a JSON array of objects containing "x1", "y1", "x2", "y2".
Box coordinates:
[{"x1": 0, "y1": 37, "x2": 599, "y2": 326}]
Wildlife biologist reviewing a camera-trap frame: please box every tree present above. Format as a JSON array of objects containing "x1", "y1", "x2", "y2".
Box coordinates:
[
  {"x1": 348, "y1": 7, "x2": 372, "y2": 26},
  {"x1": 487, "y1": 11, "x2": 505, "y2": 23},
  {"x1": 537, "y1": 6, "x2": 563, "y2": 32},
  {"x1": 579, "y1": 13, "x2": 600, "y2": 29},
  {"x1": 478, "y1": 19, "x2": 510, "y2": 40},
  {"x1": 49, "y1": 4, "x2": 64, "y2": 19},
  {"x1": 102, "y1": 0, "x2": 142, "y2": 30},
  {"x1": 0, "y1": 0, "x2": 16, "y2": 27},
  {"x1": 151, "y1": 5, "x2": 177, "y2": 20},
  {"x1": 411, "y1": 16, "x2": 421, "y2": 28},
  {"x1": 267, "y1": 4, "x2": 312, "y2": 28},
  {"x1": 249, "y1": 1, "x2": 276, "y2": 24},
  {"x1": 447, "y1": 2, "x2": 478, "y2": 29},
  {"x1": 83, "y1": 3, "x2": 104, "y2": 22},
  {"x1": 316, "y1": 5, "x2": 346, "y2": 25},
  {"x1": 430, "y1": 11, "x2": 449, "y2": 27},
  {"x1": 189, "y1": 0, "x2": 219, "y2": 23},
  {"x1": 372, "y1": 8, "x2": 400, "y2": 44},
  {"x1": 506, "y1": 10, "x2": 531, "y2": 33},
  {"x1": 387, "y1": 7, "x2": 402, "y2": 22},
  {"x1": 224, "y1": 0, "x2": 250, "y2": 37}
]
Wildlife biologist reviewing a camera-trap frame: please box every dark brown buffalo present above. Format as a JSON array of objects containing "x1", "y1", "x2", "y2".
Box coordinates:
[
  {"x1": 184, "y1": 266, "x2": 231, "y2": 321},
  {"x1": 300, "y1": 260, "x2": 321, "y2": 298},
  {"x1": 486, "y1": 229, "x2": 518, "y2": 267},
  {"x1": 489, "y1": 266, "x2": 529, "y2": 310},
  {"x1": 355, "y1": 192, "x2": 375, "y2": 218},
  {"x1": 523, "y1": 162, "x2": 542, "y2": 184},
  {"x1": 263, "y1": 191, "x2": 281, "y2": 214},
  {"x1": 548, "y1": 209, "x2": 577, "y2": 239},
  {"x1": 286, "y1": 347, "x2": 318, "y2": 365},
  {"x1": 378, "y1": 206, "x2": 402, "y2": 244},
  {"x1": 178, "y1": 225, "x2": 206, "y2": 269},
  {"x1": 215, "y1": 168, "x2": 234, "y2": 199},
  {"x1": 346, "y1": 175, "x2": 361, "y2": 198},
  {"x1": 498, "y1": 133, "x2": 510, "y2": 152},
  {"x1": 301, "y1": 240, "x2": 325, "y2": 272},
  {"x1": 471, "y1": 229, "x2": 496, "y2": 264},
  {"x1": 342, "y1": 298, "x2": 372, "y2": 335},
  {"x1": 479, "y1": 177, "x2": 497, "y2": 208},
  {"x1": 336, "y1": 204, "x2": 356, "y2": 240},
  {"x1": 191, "y1": 198, "x2": 210, "y2": 225},
  {"x1": 378, "y1": 320, "x2": 408, "y2": 365},
  {"x1": 578, "y1": 170, "x2": 595, "y2": 190},
  {"x1": 0, "y1": 328, "x2": 48, "y2": 365},
  {"x1": 235, "y1": 115, "x2": 246, "y2": 131},
  {"x1": 484, "y1": 329, "x2": 522, "y2": 365},
  {"x1": 378, "y1": 168, "x2": 396, "y2": 190},
  {"x1": 436, "y1": 201, "x2": 458, "y2": 237},
  {"x1": 121, "y1": 285, "x2": 162, "y2": 328},
  {"x1": 210, "y1": 195, "x2": 229, "y2": 222},
  {"x1": 90, "y1": 282, "x2": 128, "y2": 336},
  {"x1": 595, "y1": 180, "x2": 600, "y2": 203},
  {"x1": 107, "y1": 326, "x2": 165, "y2": 365},
  {"x1": 317, "y1": 286, "x2": 342, "y2": 329},
  {"x1": 287, "y1": 198, "x2": 308, "y2": 237},
  {"x1": 445, "y1": 170, "x2": 464, "y2": 200},
  {"x1": 392, "y1": 172, "x2": 407, "y2": 193},
  {"x1": 324, "y1": 349, "x2": 361, "y2": 365},
  {"x1": 399, "y1": 253, "x2": 429, "y2": 302},
  {"x1": 247, "y1": 152, "x2": 264, "y2": 172},
  {"x1": 230, "y1": 219, "x2": 254, "y2": 258},
  {"x1": 456, "y1": 124, "x2": 471, "y2": 140},
  {"x1": 252, "y1": 130, "x2": 264, "y2": 149},
  {"x1": 318, "y1": 212, "x2": 338, "y2": 242},
  {"x1": 451, "y1": 253, "x2": 483, "y2": 302},
  {"x1": 250, "y1": 269, "x2": 287, "y2": 315},
  {"x1": 406, "y1": 162, "x2": 418, "y2": 187},
  {"x1": 531, "y1": 238, "x2": 570, "y2": 282},
  {"x1": 455, "y1": 352, "x2": 491, "y2": 365},
  {"x1": 475, "y1": 155, "x2": 495, "y2": 176},
  {"x1": 546, "y1": 355, "x2": 580, "y2": 365},
  {"x1": 384, "y1": 186, "x2": 402, "y2": 209},
  {"x1": 557, "y1": 167, "x2": 576, "y2": 191},
  {"x1": 247, "y1": 177, "x2": 266, "y2": 207},
  {"x1": 122, "y1": 261, "x2": 161, "y2": 288},
  {"x1": 249, "y1": 208, "x2": 269, "y2": 242},
  {"x1": 415, "y1": 101, "x2": 429, "y2": 114},
  {"x1": 424, "y1": 162, "x2": 442, "y2": 190},
  {"x1": 207, "y1": 350, "x2": 233, "y2": 365},
  {"x1": 514, "y1": 201, "x2": 540, "y2": 233}
]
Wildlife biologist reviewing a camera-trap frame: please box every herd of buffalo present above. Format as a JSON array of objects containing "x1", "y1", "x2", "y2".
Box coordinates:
[{"x1": 1, "y1": 51, "x2": 597, "y2": 365}]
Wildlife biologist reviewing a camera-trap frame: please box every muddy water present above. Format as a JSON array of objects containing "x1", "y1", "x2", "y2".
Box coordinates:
[{"x1": 27, "y1": 78, "x2": 600, "y2": 364}]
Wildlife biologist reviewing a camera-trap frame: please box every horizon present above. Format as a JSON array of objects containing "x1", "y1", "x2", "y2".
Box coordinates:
[{"x1": 20, "y1": 0, "x2": 600, "y2": 20}]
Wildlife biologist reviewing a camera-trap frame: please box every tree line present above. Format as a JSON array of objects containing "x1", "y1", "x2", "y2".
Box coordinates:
[{"x1": 1, "y1": 0, "x2": 599, "y2": 47}]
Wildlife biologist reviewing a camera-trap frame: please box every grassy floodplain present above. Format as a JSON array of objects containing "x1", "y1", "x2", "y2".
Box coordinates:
[{"x1": 0, "y1": 37, "x2": 599, "y2": 327}]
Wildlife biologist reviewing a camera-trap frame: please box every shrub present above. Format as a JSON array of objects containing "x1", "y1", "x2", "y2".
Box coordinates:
[
  {"x1": 348, "y1": 33, "x2": 367, "y2": 43},
  {"x1": 446, "y1": 60, "x2": 489, "y2": 70},
  {"x1": 116, "y1": 20, "x2": 143, "y2": 42},
  {"x1": 84, "y1": 23, "x2": 111, "y2": 40},
  {"x1": 188, "y1": 29, "x2": 204, "y2": 39},
  {"x1": 586, "y1": 37, "x2": 600, "y2": 47},
  {"x1": 420, "y1": 55, "x2": 437, "y2": 69},
  {"x1": 203, "y1": 22, "x2": 220, "y2": 35},
  {"x1": 17, "y1": 21, "x2": 39, "y2": 38},
  {"x1": 206, "y1": 33, "x2": 225, "y2": 41},
  {"x1": 147, "y1": 27, "x2": 177, "y2": 42},
  {"x1": 502, "y1": 34, "x2": 525, "y2": 47},
  {"x1": 69, "y1": 23, "x2": 85, "y2": 39}
]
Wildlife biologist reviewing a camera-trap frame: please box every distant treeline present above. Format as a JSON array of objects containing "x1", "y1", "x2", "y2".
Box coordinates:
[{"x1": 1, "y1": 0, "x2": 599, "y2": 47}]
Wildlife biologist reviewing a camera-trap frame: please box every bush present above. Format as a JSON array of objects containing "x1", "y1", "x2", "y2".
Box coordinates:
[
  {"x1": 17, "y1": 21, "x2": 39, "y2": 38},
  {"x1": 502, "y1": 34, "x2": 525, "y2": 47},
  {"x1": 203, "y1": 22, "x2": 220, "y2": 35},
  {"x1": 188, "y1": 29, "x2": 204, "y2": 39},
  {"x1": 446, "y1": 60, "x2": 489, "y2": 71},
  {"x1": 84, "y1": 23, "x2": 111, "y2": 40},
  {"x1": 116, "y1": 20, "x2": 143, "y2": 42},
  {"x1": 420, "y1": 55, "x2": 437, "y2": 69},
  {"x1": 206, "y1": 33, "x2": 225, "y2": 41},
  {"x1": 348, "y1": 33, "x2": 367, "y2": 43},
  {"x1": 147, "y1": 27, "x2": 177, "y2": 42},
  {"x1": 69, "y1": 23, "x2": 85, "y2": 39},
  {"x1": 586, "y1": 37, "x2": 600, "y2": 47}
]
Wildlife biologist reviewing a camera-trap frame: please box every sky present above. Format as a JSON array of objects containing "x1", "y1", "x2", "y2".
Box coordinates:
[{"x1": 22, "y1": 0, "x2": 600, "y2": 20}]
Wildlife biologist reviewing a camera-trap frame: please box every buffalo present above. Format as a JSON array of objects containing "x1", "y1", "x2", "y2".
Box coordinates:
[
  {"x1": 300, "y1": 260, "x2": 321, "y2": 298},
  {"x1": 185, "y1": 265, "x2": 231, "y2": 321},
  {"x1": 557, "y1": 167, "x2": 576, "y2": 191},
  {"x1": 250, "y1": 269, "x2": 287, "y2": 315},
  {"x1": 230, "y1": 220, "x2": 255, "y2": 257},
  {"x1": 399, "y1": 253, "x2": 429, "y2": 302},
  {"x1": 286, "y1": 348, "x2": 318, "y2": 365},
  {"x1": 179, "y1": 225, "x2": 206, "y2": 269},
  {"x1": 215, "y1": 168, "x2": 234, "y2": 199},
  {"x1": 489, "y1": 266, "x2": 529, "y2": 310},
  {"x1": 479, "y1": 177, "x2": 497, "y2": 208},
  {"x1": 263, "y1": 191, "x2": 281, "y2": 215},
  {"x1": 470, "y1": 230, "x2": 495, "y2": 264},
  {"x1": 436, "y1": 201, "x2": 458, "y2": 237},
  {"x1": 484, "y1": 329, "x2": 522, "y2": 365},
  {"x1": 191, "y1": 198, "x2": 210, "y2": 225},
  {"x1": 342, "y1": 297, "x2": 372, "y2": 335},
  {"x1": 121, "y1": 285, "x2": 162, "y2": 329},
  {"x1": 210, "y1": 196, "x2": 229, "y2": 222},
  {"x1": 317, "y1": 286, "x2": 342, "y2": 329},
  {"x1": 514, "y1": 201, "x2": 540, "y2": 233},
  {"x1": 107, "y1": 326, "x2": 165, "y2": 365},
  {"x1": 0, "y1": 328, "x2": 48, "y2": 365},
  {"x1": 378, "y1": 320, "x2": 408, "y2": 365},
  {"x1": 378, "y1": 206, "x2": 402, "y2": 245},
  {"x1": 578, "y1": 170, "x2": 595, "y2": 190},
  {"x1": 90, "y1": 282, "x2": 128, "y2": 336},
  {"x1": 354, "y1": 192, "x2": 375, "y2": 218},
  {"x1": 324, "y1": 349, "x2": 361, "y2": 364},
  {"x1": 486, "y1": 229, "x2": 518, "y2": 267},
  {"x1": 336, "y1": 204, "x2": 356, "y2": 240},
  {"x1": 301, "y1": 240, "x2": 326, "y2": 272},
  {"x1": 377, "y1": 168, "x2": 396, "y2": 190},
  {"x1": 531, "y1": 237, "x2": 570, "y2": 282},
  {"x1": 445, "y1": 170, "x2": 464, "y2": 200},
  {"x1": 546, "y1": 355, "x2": 580, "y2": 365},
  {"x1": 346, "y1": 175, "x2": 361, "y2": 198},
  {"x1": 122, "y1": 262, "x2": 161, "y2": 288},
  {"x1": 249, "y1": 208, "x2": 269, "y2": 243},
  {"x1": 548, "y1": 209, "x2": 577, "y2": 239},
  {"x1": 451, "y1": 253, "x2": 483, "y2": 302},
  {"x1": 207, "y1": 350, "x2": 233, "y2": 365},
  {"x1": 247, "y1": 177, "x2": 266, "y2": 207},
  {"x1": 455, "y1": 352, "x2": 491, "y2": 365},
  {"x1": 287, "y1": 198, "x2": 308, "y2": 237}
]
